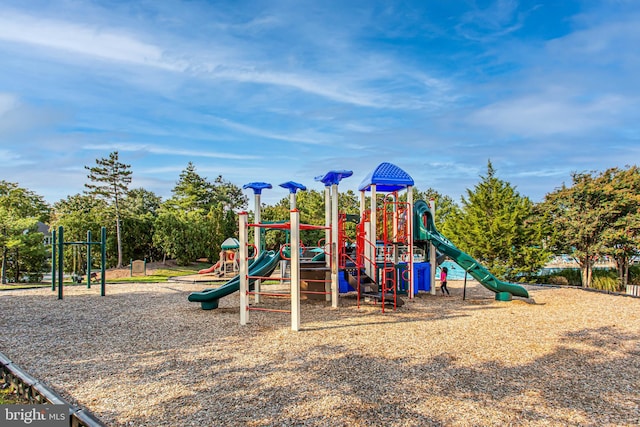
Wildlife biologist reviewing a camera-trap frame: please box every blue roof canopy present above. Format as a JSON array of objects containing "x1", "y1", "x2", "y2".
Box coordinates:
[
  {"x1": 243, "y1": 182, "x2": 272, "y2": 194},
  {"x1": 314, "y1": 170, "x2": 353, "y2": 186},
  {"x1": 358, "y1": 162, "x2": 414, "y2": 192},
  {"x1": 279, "y1": 181, "x2": 307, "y2": 194}
]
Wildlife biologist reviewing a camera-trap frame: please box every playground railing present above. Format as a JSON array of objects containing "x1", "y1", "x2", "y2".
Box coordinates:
[{"x1": 0, "y1": 351, "x2": 106, "y2": 426}]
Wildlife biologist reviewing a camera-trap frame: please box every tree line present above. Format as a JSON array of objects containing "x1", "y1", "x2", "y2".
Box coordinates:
[{"x1": 1, "y1": 152, "x2": 638, "y2": 290}]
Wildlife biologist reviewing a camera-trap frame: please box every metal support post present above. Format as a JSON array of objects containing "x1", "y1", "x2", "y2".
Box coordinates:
[
  {"x1": 239, "y1": 212, "x2": 249, "y2": 325},
  {"x1": 254, "y1": 193, "x2": 261, "y2": 304},
  {"x1": 331, "y1": 183, "x2": 339, "y2": 308},
  {"x1": 290, "y1": 209, "x2": 301, "y2": 331},
  {"x1": 51, "y1": 229, "x2": 56, "y2": 291},
  {"x1": 57, "y1": 226, "x2": 64, "y2": 300},
  {"x1": 86, "y1": 230, "x2": 92, "y2": 288},
  {"x1": 100, "y1": 227, "x2": 106, "y2": 296}
]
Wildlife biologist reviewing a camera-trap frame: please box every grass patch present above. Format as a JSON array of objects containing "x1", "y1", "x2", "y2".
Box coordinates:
[
  {"x1": 106, "y1": 265, "x2": 209, "y2": 283},
  {"x1": 1, "y1": 263, "x2": 211, "y2": 289}
]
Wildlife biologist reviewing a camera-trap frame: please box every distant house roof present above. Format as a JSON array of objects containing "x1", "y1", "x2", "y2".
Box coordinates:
[
  {"x1": 358, "y1": 162, "x2": 415, "y2": 192},
  {"x1": 37, "y1": 221, "x2": 51, "y2": 236}
]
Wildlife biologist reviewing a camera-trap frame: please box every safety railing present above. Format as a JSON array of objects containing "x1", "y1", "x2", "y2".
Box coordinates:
[{"x1": 1, "y1": 351, "x2": 106, "y2": 427}]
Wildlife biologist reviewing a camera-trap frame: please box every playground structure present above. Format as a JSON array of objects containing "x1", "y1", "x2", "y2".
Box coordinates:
[
  {"x1": 344, "y1": 162, "x2": 417, "y2": 312},
  {"x1": 51, "y1": 226, "x2": 107, "y2": 300},
  {"x1": 197, "y1": 237, "x2": 240, "y2": 277},
  {"x1": 188, "y1": 162, "x2": 529, "y2": 330}
]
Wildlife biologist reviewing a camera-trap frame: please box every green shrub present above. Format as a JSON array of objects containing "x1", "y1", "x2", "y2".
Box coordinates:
[
  {"x1": 536, "y1": 267, "x2": 624, "y2": 290},
  {"x1": 548, "y1": 275, "x2": 569, "y2": 286},
  {"x1": 538, "y1": 268, "x2": 582, "y2": 286},
  {"x1": 629, "y1": 265, "x2": 640, "y2": 286},
  {"x1": 591, "y1": 275, "x2": 621, "y2": 292}
]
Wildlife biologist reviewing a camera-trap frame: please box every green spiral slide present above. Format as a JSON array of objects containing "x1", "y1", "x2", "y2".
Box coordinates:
[
  {"x1": 413, "y1": 200, "x2": 529, "y2": 299},
  {"x1": 188, "y1": 250, "x2": 281, "y2": 310}
]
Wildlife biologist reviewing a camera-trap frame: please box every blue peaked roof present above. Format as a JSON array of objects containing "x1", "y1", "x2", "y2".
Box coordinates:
[{"x1": 358, "y1": 162, "x2": 414, "y2": 192}]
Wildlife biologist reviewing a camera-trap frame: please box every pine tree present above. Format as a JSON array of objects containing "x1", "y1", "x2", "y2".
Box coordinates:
[
  {"x1": 120, "y1": 188, "x2": 163, "y2": 262},
  {"x1": 442, "y1": 160, "x2": 550, "y2": 280},
  {"x1": 155, "y1": 164, "x2": 245, "y2": 264},
  {"x1": 169, "y1": 162, "x2": 215, "y2": 212},
  {"x1": 412, "y1": 187, "x2": 457, "y2": 230},
  {"x1": 84, "y1": 151, "x2": 132, "y2": 268}
]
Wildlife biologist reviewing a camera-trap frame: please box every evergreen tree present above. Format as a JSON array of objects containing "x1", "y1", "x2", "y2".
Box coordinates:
[
  {"x1": 198, "y1": 202, "x2": 238, "y2": 262},
  {"x1": 169, "y1": 162, "x2": 215, "y2": 212},
  {"x1": 51, "y1": 194, "x2": 109, "y2": 272},
  {"x1": 296, "y1": 189, "x2": 326, "y2": 248},
  {"x1": 155, "y1": 164, "x2": 244, "y2": 264},
  {"x1": 120, "y1": 188, "x2": 163, "y2": 262},
  {"x1": 412, "y1": 187, "x2": 457, "y2": 230},
  {"x1": 153, "y1": 208, "x2": 207, "y2": 265},
  {"x1": 442, "y1": 161, "x2": 550, "y2": 281},
  {"x1": 338, "y1": 190, "x2": 360, "y2": 215},
  {"x1": 169, "y1": 164, "x2": 247, "y2": 212},
  {"x1": 213, "y1": 175, "x2": 248, "y2": 211},
  {"x1": 84, "y1": 151, "x2": 132, "y2": 268},
  {"x1": 339, "y1": 190, "x2": 360, "y2": 244},
  {"x1": 0, "y1": 181, "x2": 50, "y2": 283},
  {"x1": 261, "y1": 196, "x2": 294, "y2": 250}
]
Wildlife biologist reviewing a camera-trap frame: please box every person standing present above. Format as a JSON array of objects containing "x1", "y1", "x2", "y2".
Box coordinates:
[{"x1": 440, "y1": 266, "x2": 450, "y2": 296}]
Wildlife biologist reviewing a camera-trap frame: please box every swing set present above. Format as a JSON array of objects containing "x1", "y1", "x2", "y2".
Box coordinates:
[{"x1": 50, "y1": 226, "x2": 107, "y2": 300}]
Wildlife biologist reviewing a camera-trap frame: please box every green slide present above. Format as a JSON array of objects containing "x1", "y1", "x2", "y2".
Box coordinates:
[
  {"x1": 413, "y1": 200, "x2": 529, "y2": 299},
  {"x1": 188, "y1": 250, "x2": 281, "y2": 310}
]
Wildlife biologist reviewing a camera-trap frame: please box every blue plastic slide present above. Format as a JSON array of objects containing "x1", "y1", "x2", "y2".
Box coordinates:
[
  {"x1": 413, "y1": 200, "x2": 529, "y2": 299},
  {"x1": 188, "y1": 250, "x2": 281, "y2": 309}
]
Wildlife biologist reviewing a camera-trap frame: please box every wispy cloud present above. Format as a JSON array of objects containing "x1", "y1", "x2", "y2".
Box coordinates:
[
  {"x1": 83, "y1": 143, "x2": 260, "y2": 160},
  {"x1": 0, "y1": 7, "x2": 450, "y2": 111},
  {"x1": 212, "y1": 68, "x2": 390, "y2": 108},
  {"x1": 456, "y1": 0, "x2": 525, "y2": 41},
  {"x1": 209, "y1": 116, "x2": 330, "y2": 145},
  {"x1": 469, "y1": 92, "x2": 629, "y2": 136},
  {"x1": 0, "y1": 9, "x2": 378, "y2": 109},
  {"x1": 0, "y1": 10, "x2": 185, "y2": 71},
  {"x1": 513, "y1": 168, "x2": 568, "y2": 178}
]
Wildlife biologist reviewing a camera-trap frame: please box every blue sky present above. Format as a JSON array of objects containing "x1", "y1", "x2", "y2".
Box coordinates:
[{"x1": 1, "y1": 0, "x2": 639, "y2": 207}]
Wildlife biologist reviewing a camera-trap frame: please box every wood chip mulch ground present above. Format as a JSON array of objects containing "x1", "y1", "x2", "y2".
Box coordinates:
[{"x1": 1, "y1": 279, "x2": 639, "y2": 426}]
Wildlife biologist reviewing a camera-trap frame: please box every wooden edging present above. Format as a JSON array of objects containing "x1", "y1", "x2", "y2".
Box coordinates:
[{"x1": 0, "y1": 351, "x2": 106, "y2": 427}]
